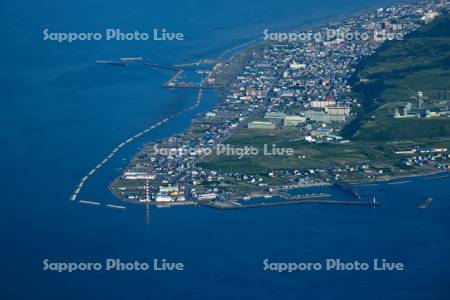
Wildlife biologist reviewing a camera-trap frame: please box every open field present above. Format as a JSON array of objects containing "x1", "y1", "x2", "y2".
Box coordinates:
[{"x1": 199, "y1": 128, "x2": 450, "y2": 174}]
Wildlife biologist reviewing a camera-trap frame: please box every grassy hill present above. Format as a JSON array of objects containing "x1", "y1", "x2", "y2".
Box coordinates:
[{"x1": 342, "y1": 14, "x2": 450, "y2": 141}]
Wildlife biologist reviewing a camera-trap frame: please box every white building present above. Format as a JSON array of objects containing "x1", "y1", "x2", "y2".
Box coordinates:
[
  {"x1": 284, "y1": 115, "x2": 306, "y2": 126},
  {"x1": 155, "y1": 195, "x2": 173, "y2": 202},
  {"x1": 124, "y1": 172, "x2": 156, "y2": 180},
  {"x1": 197, "y1": 193, "x2": 217, "y2": 200},
  {"x1": 325, "y1": 106, "x2": 351, "y2": 116},
  {"x1": 310, "y1": 100, "x2": 336, "y2": 108}
]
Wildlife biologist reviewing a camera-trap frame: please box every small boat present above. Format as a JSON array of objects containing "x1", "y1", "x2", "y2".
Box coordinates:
[{"x1": 418, "y1": 197, "x2": 433, "y2": 209}]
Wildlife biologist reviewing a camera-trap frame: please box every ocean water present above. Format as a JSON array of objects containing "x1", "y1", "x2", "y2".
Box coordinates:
[{"x1": 1, "y1": 0, "x2": 450, "y2": 299}]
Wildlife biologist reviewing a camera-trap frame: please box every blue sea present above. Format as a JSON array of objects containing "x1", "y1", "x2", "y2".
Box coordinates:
[{"x1": 1, "y1": 0, "x2": 450, "y2": 299}]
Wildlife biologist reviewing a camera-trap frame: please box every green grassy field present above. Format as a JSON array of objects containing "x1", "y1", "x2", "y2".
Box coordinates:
[
  {"x1": 200, "y1": 128, "x2": 400, "y2": 173},
  {"x1": 200, "y1": 128, "x2": 450, "y2": 174}
]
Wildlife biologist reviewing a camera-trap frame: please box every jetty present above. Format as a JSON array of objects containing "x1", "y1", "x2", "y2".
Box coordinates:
[
  {"x1": 96, "y1": 60, "x2": 127, "y2": 67},
  {"x1": 78, "y1": 200, "x2": 101, "y2": 206},
  {"x1": 200, "y1": 198, "x2": 379, "y2": 210},
  {"x1": 143, "y1": 62, "x2": 180, "y2": 71},
  {"x1": 106, "y1": 204, "x2": 127, "y2": 210}
]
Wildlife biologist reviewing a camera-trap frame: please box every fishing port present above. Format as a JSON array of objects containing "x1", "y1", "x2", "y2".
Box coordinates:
[{"x1": 83, "y1": 1, "x2": 449, "y2": 215}]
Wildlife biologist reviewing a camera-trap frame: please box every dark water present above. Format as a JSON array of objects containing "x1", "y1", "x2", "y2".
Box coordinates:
[{"x1": 2, "y1": 0, "x2": 450, "y2": 299}]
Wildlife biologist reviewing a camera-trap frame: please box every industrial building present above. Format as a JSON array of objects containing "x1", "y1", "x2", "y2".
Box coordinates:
[
  {"x1": 325, "y1": 106, "x2": 351, "y2": 116},
  {"x1": 305, "y1": 110, "x2": 346, "y2": 122},
  {"x1": 310, "y1": 100, "x2": 336, "y2": 108},
  {"x1": 248, "y1": 120, "x2": 276, "y2": 129},
  {"x1": 264, "y1": 112, "x2": 287, "y2": 120},
  {"x1": 284, "y1": 115, "x2": 306, "y2": 126}
]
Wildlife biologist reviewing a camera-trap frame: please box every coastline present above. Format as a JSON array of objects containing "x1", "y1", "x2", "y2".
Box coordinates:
[{"x1": 106, "y1": 0, "x2": 449, "y2": 206}]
